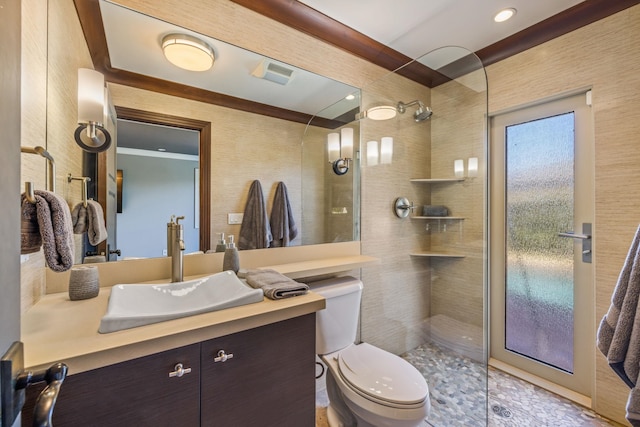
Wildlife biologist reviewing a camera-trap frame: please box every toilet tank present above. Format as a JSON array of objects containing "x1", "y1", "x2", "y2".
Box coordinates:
[{"x1": 311, "y1": 276, "x2": 363, "y2": 355}]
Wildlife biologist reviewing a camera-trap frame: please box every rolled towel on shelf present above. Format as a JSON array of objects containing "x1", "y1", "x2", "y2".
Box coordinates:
[
  {"x1": 244, "y1": 269, "x2": 309, "y2": 300},
  {"x1": 422, "y1": 205, "x2": 449, "y2": 216}
]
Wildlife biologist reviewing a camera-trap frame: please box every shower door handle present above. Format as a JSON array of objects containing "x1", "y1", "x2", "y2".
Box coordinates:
[
  {"x1": 557, "y1": 232, "x2": 590, "y2": 239},
  {"x1": 557, "y1": 223, "x2": 592, "y2": 263}
]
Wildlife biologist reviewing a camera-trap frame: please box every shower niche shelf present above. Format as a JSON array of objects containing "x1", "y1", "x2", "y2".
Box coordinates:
[
  {"x1": 410, "y1": 178, "x2": 466, "y2": 183},
  {"x1": 410, "y1": 176, "x2": 466, "y2": 259},
  {"x1": 410, "y1": 252, "x2": 465, "y2": 258},
  {"x1": 411, "y1": 216, "x2": 465, "y2": 220}
]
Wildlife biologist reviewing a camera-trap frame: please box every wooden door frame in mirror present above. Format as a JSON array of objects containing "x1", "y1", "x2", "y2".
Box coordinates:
[{"x1": 107, "y1": 106, "x2": 211, "y2": 253}]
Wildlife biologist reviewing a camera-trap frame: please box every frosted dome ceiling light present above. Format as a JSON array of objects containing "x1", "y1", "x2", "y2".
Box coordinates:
[
  {"x1": 162, "y1": 33, "x2": 215, "y2": 71},
  {"x1": 494, "y1": 8, "x2": 516, "y2": 23},
  {"x1": 366, "y1": 105, "x2": 397, "y2": 121}
]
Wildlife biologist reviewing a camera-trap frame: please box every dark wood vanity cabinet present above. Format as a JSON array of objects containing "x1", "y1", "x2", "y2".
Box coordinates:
[
  {"x1": 23, "y1": 343, "x2": 201, "y2": 427},
  {"x1": 22, "y1": 314, "x2": 315, "y2": 427},
  {"x1": 201, "y1": 313, "x2": 316, "y2": 426}
]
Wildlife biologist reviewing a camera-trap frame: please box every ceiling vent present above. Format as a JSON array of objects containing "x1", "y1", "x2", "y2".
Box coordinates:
[{"x1": 251, "y1": 60, "x2": 295, "y2": 85}]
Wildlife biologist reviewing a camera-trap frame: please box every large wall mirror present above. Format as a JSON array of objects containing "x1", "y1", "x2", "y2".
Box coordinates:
[{"x1": 57, "y1": 0, "x2": 361, "y2": 263}]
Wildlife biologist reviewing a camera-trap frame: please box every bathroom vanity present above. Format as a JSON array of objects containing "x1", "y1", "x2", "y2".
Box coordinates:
[
  {"x1": 22, "y1": 314, "x2": 315, "y2": 426},
  {"x1": 20, "y1": 283, "x2": 325, "y2": 426},
  {"x1": 19, "y1": 245, "x2": 377, "y2": 425}
]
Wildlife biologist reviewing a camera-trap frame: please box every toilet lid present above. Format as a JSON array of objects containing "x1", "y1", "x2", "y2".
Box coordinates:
[{"x1": 337, "y1": 343, "x2": 428, "y2": 405}]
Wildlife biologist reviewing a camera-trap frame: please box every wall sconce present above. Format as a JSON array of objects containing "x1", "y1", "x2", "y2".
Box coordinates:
[
  {"x1": 380, "y1": 137, "x2": 393, "y2": 165},
  {"x1": 454, "y1": 159, "x2": 465, "y2": 178},
  {"x1": 327, "y1": 127, "x2": 354, "y2": 175},
  {"x1": 366, "y1": 140, "x2": 379, "y2": 166},
  {"x1": 74, "y1": 68, "x2": 111, "y2": 153},
  {"x1": 468, "y1": 157, "x2": 479, "y2": 177}
]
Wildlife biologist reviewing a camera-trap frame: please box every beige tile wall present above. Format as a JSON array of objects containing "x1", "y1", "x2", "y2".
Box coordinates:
[
  {"x1": 486, "y1": 5, "x2": 640, "y2": 424},
  {"x1": 20, "y1": 0, "x2": 87, "y2": 312},
  {"x1": 430, "y1": 68, "x2": 487, "y2": 329},
  {"x1": 108, "y1": 84, "x2": 306, "y2": 249},
  {"x1": 359, "y1": 73, "x2": 433, "y2": 355}
]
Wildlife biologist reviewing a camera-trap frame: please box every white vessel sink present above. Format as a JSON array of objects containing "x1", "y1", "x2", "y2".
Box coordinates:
[{"x1": 99, "y1": 271, "x2": 264, "y2": 333}]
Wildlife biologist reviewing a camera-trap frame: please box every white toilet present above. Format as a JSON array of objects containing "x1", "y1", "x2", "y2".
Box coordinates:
[{"x1": 313, "y1": 276, "x2": 430, "y2": 427}]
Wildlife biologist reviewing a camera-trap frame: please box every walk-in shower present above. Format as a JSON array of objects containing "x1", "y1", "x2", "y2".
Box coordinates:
[{"x1": 397, "y1": 99, "x2": 433, "y2": 122}]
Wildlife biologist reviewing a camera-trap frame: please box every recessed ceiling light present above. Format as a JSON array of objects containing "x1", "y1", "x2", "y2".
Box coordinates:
[
  {"x1": 157, "y1": 148, "x2": 167, "y2": 152},
  {"x1": 162, "y1": 33, "x2": 215, "y2": 71},
  {"x1": 345, "y1": 94, "x2": 355, "y2": 101},
  {"x1": 494, "y1": 8, "x2": 516, "y2": 23}
]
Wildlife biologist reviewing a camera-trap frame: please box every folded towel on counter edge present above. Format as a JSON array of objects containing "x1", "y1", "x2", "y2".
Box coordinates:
[
  {"x1": 238, "y1": 180, "x2": 272, "y2": 250},
  {"x1": 270, "y1": 181, "x2": 298, "y2": 248},
  {"x1": 244, "y1": 269, "x2": 309, "y2": 300},
  {"x1": 71, "y1": 200, "x2": 108, "y2": 246},
  {"x1": 597, "y1": 224, "x2": 640, "y2": 426},
  {"x1": 21, "y1": 190, "x2": 75, "y2": 272}
]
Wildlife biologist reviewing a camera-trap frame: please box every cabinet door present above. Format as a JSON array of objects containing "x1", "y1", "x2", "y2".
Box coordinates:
[
  {"x1": 23, "y1": 343, "x2": 200, "y2": 427},
  {"x1": 201, "y1": 314, "x2": 315, "y2": 426}
]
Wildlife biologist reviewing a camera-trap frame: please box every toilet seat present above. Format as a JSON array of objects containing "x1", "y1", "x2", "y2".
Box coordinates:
[{"x1": 336, "y1": 343, "x2": 428, "y2": 408}]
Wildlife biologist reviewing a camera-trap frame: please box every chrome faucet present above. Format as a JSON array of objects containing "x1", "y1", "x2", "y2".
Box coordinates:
[{"x1": 167, "y1": 215, "x2": 185, "y2": 282}]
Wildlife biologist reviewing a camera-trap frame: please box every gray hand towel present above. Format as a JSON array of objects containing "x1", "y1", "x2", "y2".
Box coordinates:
[
  {"x1": 21, "y1": 190, "x2": 75, "y2": 272},
  {"x1": 21, "y1": 194, "x2": 42, "y2": 254},
  {"x1": 72, "y1": 200, "x2": 107, "y2": 245},
  {"x1": 245, "y1": 269, "x2": 308, "y2": 299},
  {"x1": 71, "y1": 203, "x2": 88, "y2": 234},
  {"x1": 269, "y1": 182, "x2": 297, "y2": 248},
  {"x1": 238, "y1": 180, "x2": 272, "y2": 250},
  {"x1": 86, "y1": 200, "x2": 107, "y2": 245},
  {"x1": 597, "y1": 224, "x2": 640, "y2": 425}
]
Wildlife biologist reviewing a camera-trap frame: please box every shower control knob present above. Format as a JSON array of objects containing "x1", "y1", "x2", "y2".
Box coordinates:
[
  {"x1": 168, "y1": 363, "x2": 192, "y2": 378},
  {"x1": 214, "y1": 350, "x2": 234, "y2": 363}
]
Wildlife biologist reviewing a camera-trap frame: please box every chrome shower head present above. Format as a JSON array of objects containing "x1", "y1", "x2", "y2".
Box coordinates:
[{"x1": 397, "y1": 100, "x2": 433, "y2": 122}]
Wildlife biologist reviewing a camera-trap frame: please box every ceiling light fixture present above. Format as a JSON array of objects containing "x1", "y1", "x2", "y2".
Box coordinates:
[
  {"x1": 366, "y1": 105, "x2": 397, "y2": 121},
  {"x1": 494, "y1": 8, "x2": 516, "y2": 23},
  {"x1": 162, "y1": 33, "x2": 215, "y2": 71}
]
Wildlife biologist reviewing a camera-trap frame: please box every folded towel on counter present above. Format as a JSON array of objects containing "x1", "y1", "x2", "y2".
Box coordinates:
[
  {"x1": 269, "y1": 182, "x2": 297, "y2": 248},
  {"x1": 244, "y1": 269, "x2": 309, "y2": 299},
  {"x1": 238, "y1": 180, "x2": 272, "y2": 250},
  {"x1": 20, "y1": 190, "x2": 75, "y2": 272},
  {"x1": 71, "y1": 200, "x2": 108, "y2": 245},
  {"x1": 597, "y1": 224, "x2": 640, "y2": 426}
]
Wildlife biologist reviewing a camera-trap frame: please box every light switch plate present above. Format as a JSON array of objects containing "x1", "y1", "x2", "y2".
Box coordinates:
[
  {"x1": 1, "y1": 341, "x2": 25, "y2": 427},
  {"x1": 228, "y1": 213, "x2": 244, "y2": 225}
]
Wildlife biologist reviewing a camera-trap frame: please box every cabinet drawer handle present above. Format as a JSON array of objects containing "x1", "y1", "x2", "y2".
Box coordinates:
[
  {"x1": 168, "y1": 363, "x2": 192, "y2": 378},
  {"x1": 214, "y1": 350, "x2": 234, "y2": 363}
]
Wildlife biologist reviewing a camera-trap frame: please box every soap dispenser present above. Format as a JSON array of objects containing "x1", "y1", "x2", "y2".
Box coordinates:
[
  {"x1": 223, "y1": 235, "x2": 240, "y2": 273},
  {"x1": 215, "y1": 233, "x2": 227, "y2": 253}
]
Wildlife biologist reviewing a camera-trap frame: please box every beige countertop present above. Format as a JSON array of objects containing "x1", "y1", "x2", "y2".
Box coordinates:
[
  {"x1": 26, "y1": 243, "x2": 377, "y2": 375},
  {"x1": 21, "y1": 284, "x2": 325, "y2": 374}
]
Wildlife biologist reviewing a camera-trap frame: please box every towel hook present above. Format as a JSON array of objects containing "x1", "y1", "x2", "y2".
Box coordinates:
[
  {"x1": 21, "y1": 146, "x2": 56, "y2": 203},
  {"x1": 67, "y1": 174, "x2": 92, "y2": 208}
]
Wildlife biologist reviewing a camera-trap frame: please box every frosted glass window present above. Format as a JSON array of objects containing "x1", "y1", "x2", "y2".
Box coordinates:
[{"x1": 505, "y1": 112, "x2": 575, "y2": 373}]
